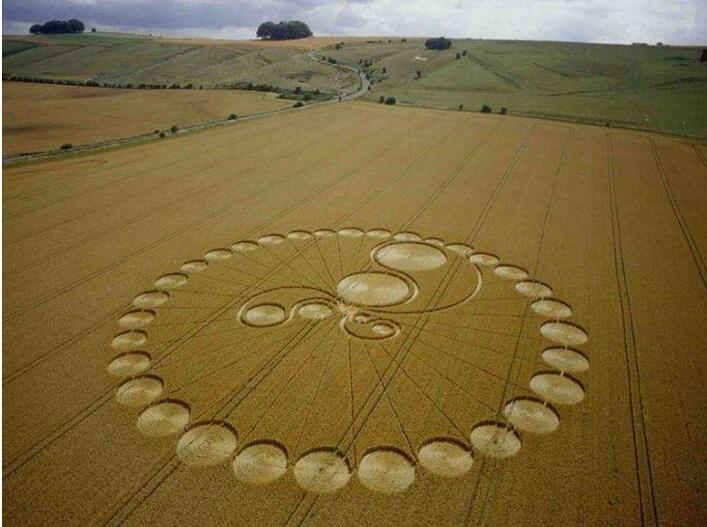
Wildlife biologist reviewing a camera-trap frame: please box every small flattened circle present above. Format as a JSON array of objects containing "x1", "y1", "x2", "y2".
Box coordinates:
[
  {"x1": 233, "y1": 442, "x2": 288, "y2": 485},
  {"x1": 287, "y1": 230, "x2": 312, "y2": 241},
  {"x1": 418, "y1": 440, "x2": 473, "y2": 478},
  {"x1": 424, "y1": 238, "x2": 445, "y2": 247},
  {"x1": 258, "y1": 234, "x2": 285, "y2": 246},
  {"x1": 115, "y1": 376, "x2": 163, "y2": 407},
  {"x1": 375, "y1": 242, "x2": 447, "y2": 272},
  {"x1": 180, "y1": 260, "x2": 208, "y2": 274},
  {"x1": 540, "y1": 321, "x2": 588, "y2": 346},
  {"x1": 111, "y1": 330, "x2": 147, "y2": 350},
  {"x1": 133, "y1": 290, "x2": 169, "y2": 308},
  {"x1": 531, "y1": 299, "x2": 573, "y2": 319},
  {"x1": 337, "y1": 272, "x2": 411, "y2": 307},
  {"x1": 530, "y1": 373, "x2": 586, "y2": 405},
  {"x1": 358, "y1": 449, "x2": 415, "y2": 493},
  {"x1": 107, "y1": 352, "x2": 151, "y2": 377},
  {"x1": 366, "y1": 229, "x2": 391, "y2": 239},
  {"x1": 118, "y1": 310, "x2": 155, "y2": 329},
  {"x1": 515, "y1": 280, "x2": 552, "y2": 298},
  {"x1": 314, "y1": 229, "x2": 336, "y2": 238},
  {"x1": 154, "y1": 273, "x2": 188, "y2": 290},
  {"x1": 468, "y1": 252, "x2": 500, "y2": 266},
  {"x1": 137, "y1": 400, "x2": 191, "y2": 437},
  {"x1": 298, "y1": 302, "x2": 334, "y2": 320},
  {"x1": 294, "y1": 449, "x2": 351, "y2": 493},
  {"x1": 242, "y1": 304, "x2": 287, "y2": 327},
  {"x1": 393, "y1": 232, "x2": 421, "y2": 242},
  {"x1": 177, "y1": 423, "x2": 238, "y2": 467},
  {"x1": 338, "y1": 227, "x2": 364, "y2": 238},
  {"x1": 503, "y1": 398, "x2": 560, "y2": 434},
  {"x1": 231, "y1": 241, "x2": 259, "y2": 252},
  {"x1": 542, "y1": 347, "x2": 590, "y2": 373},
  {"x1": 204, "y1": 248, "x2": 233, "y2": 262},
  {"x1": 372, "y1": 323, "x2": 396, "y2": 337},
  {"x1": 446, "y1": 243, "x2": 472, "y2": 256},
  {"x1": 470, "y1": 423, "x2": 521, "y2": 458},
  {"x1": 493, "y1": 265, "x2": 529, "y2": 281}
]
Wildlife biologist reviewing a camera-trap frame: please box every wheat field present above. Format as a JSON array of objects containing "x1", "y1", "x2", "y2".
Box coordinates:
[{"x1": 3, "y1": 102, "x2": 706, "y2": 526}]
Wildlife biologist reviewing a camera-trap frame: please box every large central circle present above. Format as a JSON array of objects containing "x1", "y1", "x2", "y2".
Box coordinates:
[{"x1": 337, "y1": 272, "x2": 411, "y2": 307}]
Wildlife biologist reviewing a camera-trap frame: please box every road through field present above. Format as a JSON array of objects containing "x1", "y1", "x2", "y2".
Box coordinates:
[{"x1": 3, "y1": 102, "x2": 706, "y2": 527}]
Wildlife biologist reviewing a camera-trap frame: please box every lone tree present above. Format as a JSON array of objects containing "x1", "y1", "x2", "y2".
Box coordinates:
[
  {"x1": 425, "y1": 37, "x2": 452, "y2": 50},
  {"x1": 256, "y1": 20, "x2": 312, "y2": 40},
  {"x1": 29, "y1": 18, "x2": 85, "y2": 34}
]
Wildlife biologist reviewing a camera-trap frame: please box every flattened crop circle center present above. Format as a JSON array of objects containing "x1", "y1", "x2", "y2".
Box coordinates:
[{"x1": 336, "y1": 272, "x2": 411, "y2": 307}]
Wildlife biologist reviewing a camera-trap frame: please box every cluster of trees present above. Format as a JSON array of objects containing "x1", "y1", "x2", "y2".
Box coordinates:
[
  {"x1": 256, "y1": 20, "x2": 312, "y2": 40},
  {"x1": 29, "y1": 19, "x2": 85, "y2": 34},
  {"x1": 425, "y1": 37, "x2": 453, "y2": 50}
]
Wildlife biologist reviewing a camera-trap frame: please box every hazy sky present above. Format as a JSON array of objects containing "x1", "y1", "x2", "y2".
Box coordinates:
[{"x1": 3, "y1": 0, "x2": 706, "y2": 45}]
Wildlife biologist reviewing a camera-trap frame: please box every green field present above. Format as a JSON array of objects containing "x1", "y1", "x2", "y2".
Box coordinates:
[
  {"x1": 322, "y1": 39, "x2": 707, "y2": 138},
  {"x1": 2, "y1": 33, "x2": 358, "y2": 93},
  {"x1": 3, "y1": 33, "x2": 706, "y2": 137}
]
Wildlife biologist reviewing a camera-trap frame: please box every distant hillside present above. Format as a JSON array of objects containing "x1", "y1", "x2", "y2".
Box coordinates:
[
  {"x1": 1, "y1": 32, "x2": 358, "y2": 93},
  {"x1": 3, "y1": 33, "x2": 706, "y2": 137},
  {"x1": 321, "y1": 38, "x2": 707, "y2": 138}
]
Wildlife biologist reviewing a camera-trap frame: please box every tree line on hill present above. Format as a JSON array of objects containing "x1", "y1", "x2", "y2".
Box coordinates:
[
  {"x1": 256, "y1": 20, "x2": 312, "y2": 40},
  {"x1": 29, "y1": 19, "x2": 85, "y2": 34}
]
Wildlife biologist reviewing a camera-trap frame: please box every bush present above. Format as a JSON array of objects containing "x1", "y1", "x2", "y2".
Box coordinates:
[
  {"x1": 294, "y1": 86, "x2": 302, "y2": 94},
  {"x1": 456, "y1": 52, "x2": 461, "y2": 59},
  {"x1": 228, "y1": 114, "x2": 237, "y2": 120},
  {"x1": 170, "y1": 125, "x2": 178, "y2": 134},
  {"x1": 304, "y1": 93, "x2": 312, "y2": 101},
  {"x1": 462, "y1": 49, "x2": 468, "y2": 56},
  {"x1": 60, "y1": 143, "x2": 73, "y2": 150},
  {"x1": 500, "y1": 107, "x2": 507, "y2": 115},
  {"x1": 385, "y1": 96, "x2": 396, "y2": 105},
  {"x1": 382, "y1": 67, "x2": 387, "y2": 74},
  {"x1": 701, "y1": 49, "x2": 707, "y2": 62},
  {"x1": 159, "y1": 131, "x2": 166, "y2": 138},
  {"x1": 153, "y1": 129, "x2": 160, "y2": 134},
  {"x1": 379, "y1": 95, "x2": 385, "y2": 103},
  {"x1": 459, "y1": 104, "x2": 464, "y2": 111},
  {"x1": 415, "y1": 70, "x2": 421, "y2": 79},
  {"x1": 293, "y1": 101, "x2": 304, "y2": 108},
  {"x1": 425, "y1": 37, "x2": 452, "y2": 50},
  {"x1": 481, "y1": 104, "x2": 492, "y2": 113}
]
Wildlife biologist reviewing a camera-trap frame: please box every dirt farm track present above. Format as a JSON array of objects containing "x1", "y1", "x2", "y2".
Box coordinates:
[{"x1": 3, "y1": 102, "x2": 706, "y2": 526}]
